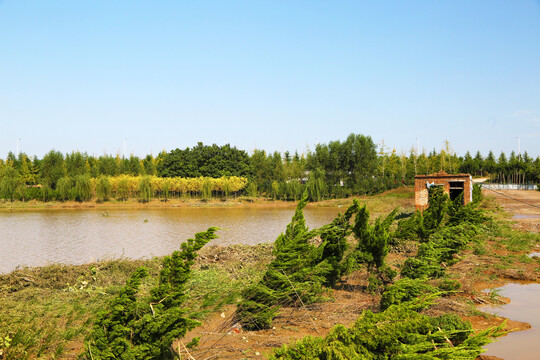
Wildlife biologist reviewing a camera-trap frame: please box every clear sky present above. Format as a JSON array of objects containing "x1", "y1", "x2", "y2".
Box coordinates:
[{"x1": 1, "y1": 1, "x2": 539, "y2": 159}]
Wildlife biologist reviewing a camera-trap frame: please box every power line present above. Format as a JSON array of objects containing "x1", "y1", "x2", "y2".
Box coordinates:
[{"x1": 483, "y1": 187, "x2": 540, "y2": 210}]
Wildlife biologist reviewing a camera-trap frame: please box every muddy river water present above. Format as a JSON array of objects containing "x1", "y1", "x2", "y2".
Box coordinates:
[
  {"x1": 0, "y1": 206, "x2": 343, "y2": 274},
  {"x1": 481, "y1": 283, "x2": 540, "y2": 359}
]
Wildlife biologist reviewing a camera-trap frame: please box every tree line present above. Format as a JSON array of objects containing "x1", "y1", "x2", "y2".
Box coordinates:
[{"x1": 1, "y1": 135, "x2": 539, "y2": 202}]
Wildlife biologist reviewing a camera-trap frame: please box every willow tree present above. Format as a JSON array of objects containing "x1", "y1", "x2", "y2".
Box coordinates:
[
  {"x1": 307, "y1": 168, "x2": 326, "y2": 202},
  {"x1": 139, "y1": 176, "x2": 153, "y2": 203},
  {"x1": 74, "y1": 175, "x2": 92, "y2": 202},
  {"x1": 96, "y1": 176, "x2": 111, "y2": 202},
  {"x1": 56, "y1": 177, "x2": 72, "y2": 201},
  {"x1": 0, "y1": 165, "x2": 22, "y2": 201}
]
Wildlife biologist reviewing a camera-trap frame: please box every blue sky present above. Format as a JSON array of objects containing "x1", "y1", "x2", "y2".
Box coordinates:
[{"x1": 1, "y1": 1, "x2": 539, "y2": 159}]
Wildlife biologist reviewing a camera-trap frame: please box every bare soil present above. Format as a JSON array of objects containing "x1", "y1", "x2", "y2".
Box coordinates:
[{"x1": 482, "y1": 188, "x2": 540, "y2": 233}]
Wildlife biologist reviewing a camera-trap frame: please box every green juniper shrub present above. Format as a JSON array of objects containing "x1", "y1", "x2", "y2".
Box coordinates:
[
  {"x1": 380, "y1": 278, "x2": 437, "y2": 310},
  {"x1": 398, "y1": 187, "x2": 488, "y2": 281},
  {"x1": 395, "y1": 186, "x2": 449, "y2": 242},
  {"x1": 430, "y1": 313, "x2": 474, "y2": 345},
  {"x1": 437, "y1": 278, "x2": 462, "y2": 293},
  {"x1": 84, "y1": 227, "x2": 218, "y2": 360},
  {"x1": 346, "y1": 204, "x2": 398, "y2": 291},
  {"x1": 236, "y1": 192, "x2": 359, "y2": 331},
  {"x1": 472, "y1": 183, "x2": 483, "y2": 203},
  {"x1": 270, "y1": 297, "x2": 501, "y2": 360}
]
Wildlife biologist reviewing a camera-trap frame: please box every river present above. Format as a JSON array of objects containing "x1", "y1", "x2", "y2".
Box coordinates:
[{"x1": 0, "y1": 206, "x2": 343, "y2": 274}]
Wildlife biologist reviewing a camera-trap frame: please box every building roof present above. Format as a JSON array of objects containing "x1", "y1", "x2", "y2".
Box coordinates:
[{"x1": 414, "y1": 171, "x2": 471, "y2": 179}]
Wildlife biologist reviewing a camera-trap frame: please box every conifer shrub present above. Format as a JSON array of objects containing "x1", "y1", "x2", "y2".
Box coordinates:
[
  {"x1": 345, "y1": 203, "x2": 398, "y2": 292},
  {"x1": 437, "y1": 278, "x2": 462, "y2": 293},
  {"x1": 429, "y1": 313, "x2": 474, "y2": 345},
  {"x1": 472, "y1": 183, "x2": 483, "y2": 203},
  {"x1": 270, "y1": 298, "x2": 500, "y2": 359},
  {"x1": 380, "y1": 278, "x2": 437, "y2": 310},
  {"x1": 395, "y1": 186, "x2": 449, "y2": 242},
  {"x1": 397, "y1": 185, "x2": 488, "y2": 281},
  {"x1": 236, "y1": 193, "x2": 357, "y2": 330},
  {"x1": 84, "y1": 227, "x2": 218, "y2": 360}
]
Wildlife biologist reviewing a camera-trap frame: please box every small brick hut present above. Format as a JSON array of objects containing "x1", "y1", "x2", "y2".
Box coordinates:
[{"x1": 415, "y1": 171, "x2": 472, "y2": 211}]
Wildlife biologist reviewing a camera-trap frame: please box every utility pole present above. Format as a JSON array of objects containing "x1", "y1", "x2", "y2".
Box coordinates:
[
  {"x1": 123, "y1": 138, "x2": 127, "y2": 159},
  {"x1": 516, "y1": 137, "x2": 520, "y2": 160},
  {"x1": 16, "y1": 138, "x2": 21, "y2": 157}
]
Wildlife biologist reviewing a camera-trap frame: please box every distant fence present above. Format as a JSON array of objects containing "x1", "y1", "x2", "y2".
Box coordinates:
[{"x1": 480, "y1": 184, "x2": 538, "y2": 191}]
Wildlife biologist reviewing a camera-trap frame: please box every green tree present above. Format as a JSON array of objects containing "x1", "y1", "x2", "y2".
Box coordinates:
[
  {"x1": 0, "y1": 165, "x2": 22, "y2": 201},
  {"x1": 65, "y1": 151, "x2": 88, "y2": 177},
  {"x1": 97, "y1": 155, "x2": 119, "y2": 176},
  {"x1": 143, "y1": 155, "x2": 157, "y2": 176},
  {"x1": 41, "y1": 150, "x2": 65, "y2": 189}
]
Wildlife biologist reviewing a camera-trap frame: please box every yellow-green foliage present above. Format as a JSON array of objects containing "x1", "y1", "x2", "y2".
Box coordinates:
[{"x1": 85, "y1": 175, "x2": 247, "y2": 201}]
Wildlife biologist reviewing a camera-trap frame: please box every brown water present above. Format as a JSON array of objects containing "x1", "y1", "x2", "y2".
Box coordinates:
[
  {"x1": 481, "y1": 283, "x2": 540, "y2": 359},
  {"x1": 0, "y1": 207, "x2": 343, "y2": 274}
]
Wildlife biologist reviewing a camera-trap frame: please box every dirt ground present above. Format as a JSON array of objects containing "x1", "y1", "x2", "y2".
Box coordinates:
[
  {"x1": 481, "y1": 188, "x2": 540, "y2": 233},
  {"x1": 177, "y1": 189, "x2": 540, "y2": 360}
]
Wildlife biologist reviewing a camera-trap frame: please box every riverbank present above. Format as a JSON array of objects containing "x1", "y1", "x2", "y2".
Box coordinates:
[
  {"x1": 0, "y1": 186, "x2": 415, "y2": 212},
  {"x1": 0, "y1": 189, "x2": 538, "y2": 359}
]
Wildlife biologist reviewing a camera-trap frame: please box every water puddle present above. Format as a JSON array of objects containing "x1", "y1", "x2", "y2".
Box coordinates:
[
  {"x1": 512, "y1": 214, "x2": 540, "y2": 219},
  {"x1": 529, "y1": 252, "x2": 540, "y2": 258},
  {"x1": 481, "y1": 283, "x2": 540, "y2": 359}
]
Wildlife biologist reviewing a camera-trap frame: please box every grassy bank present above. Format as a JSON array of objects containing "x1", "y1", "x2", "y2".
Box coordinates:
[{"x1": 0, "y1": 244, "x2": 273, "y2": 359}]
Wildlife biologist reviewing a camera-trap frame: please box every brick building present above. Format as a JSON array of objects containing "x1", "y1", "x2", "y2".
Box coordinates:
[{"x1": 415, "y1": 171, "x2": 472, "y2": 211}]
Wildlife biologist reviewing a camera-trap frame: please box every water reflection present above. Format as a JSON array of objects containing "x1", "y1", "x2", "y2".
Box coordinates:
[
  {"x1": 0, "y1": 207, "x2": 342, "y2": 274},
  {"x1": 481, "y1": 283, "x2": 540, "y2": 360},
  {"x1": 512, "y1": 214, "x2": 540, "y2": 219}
]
